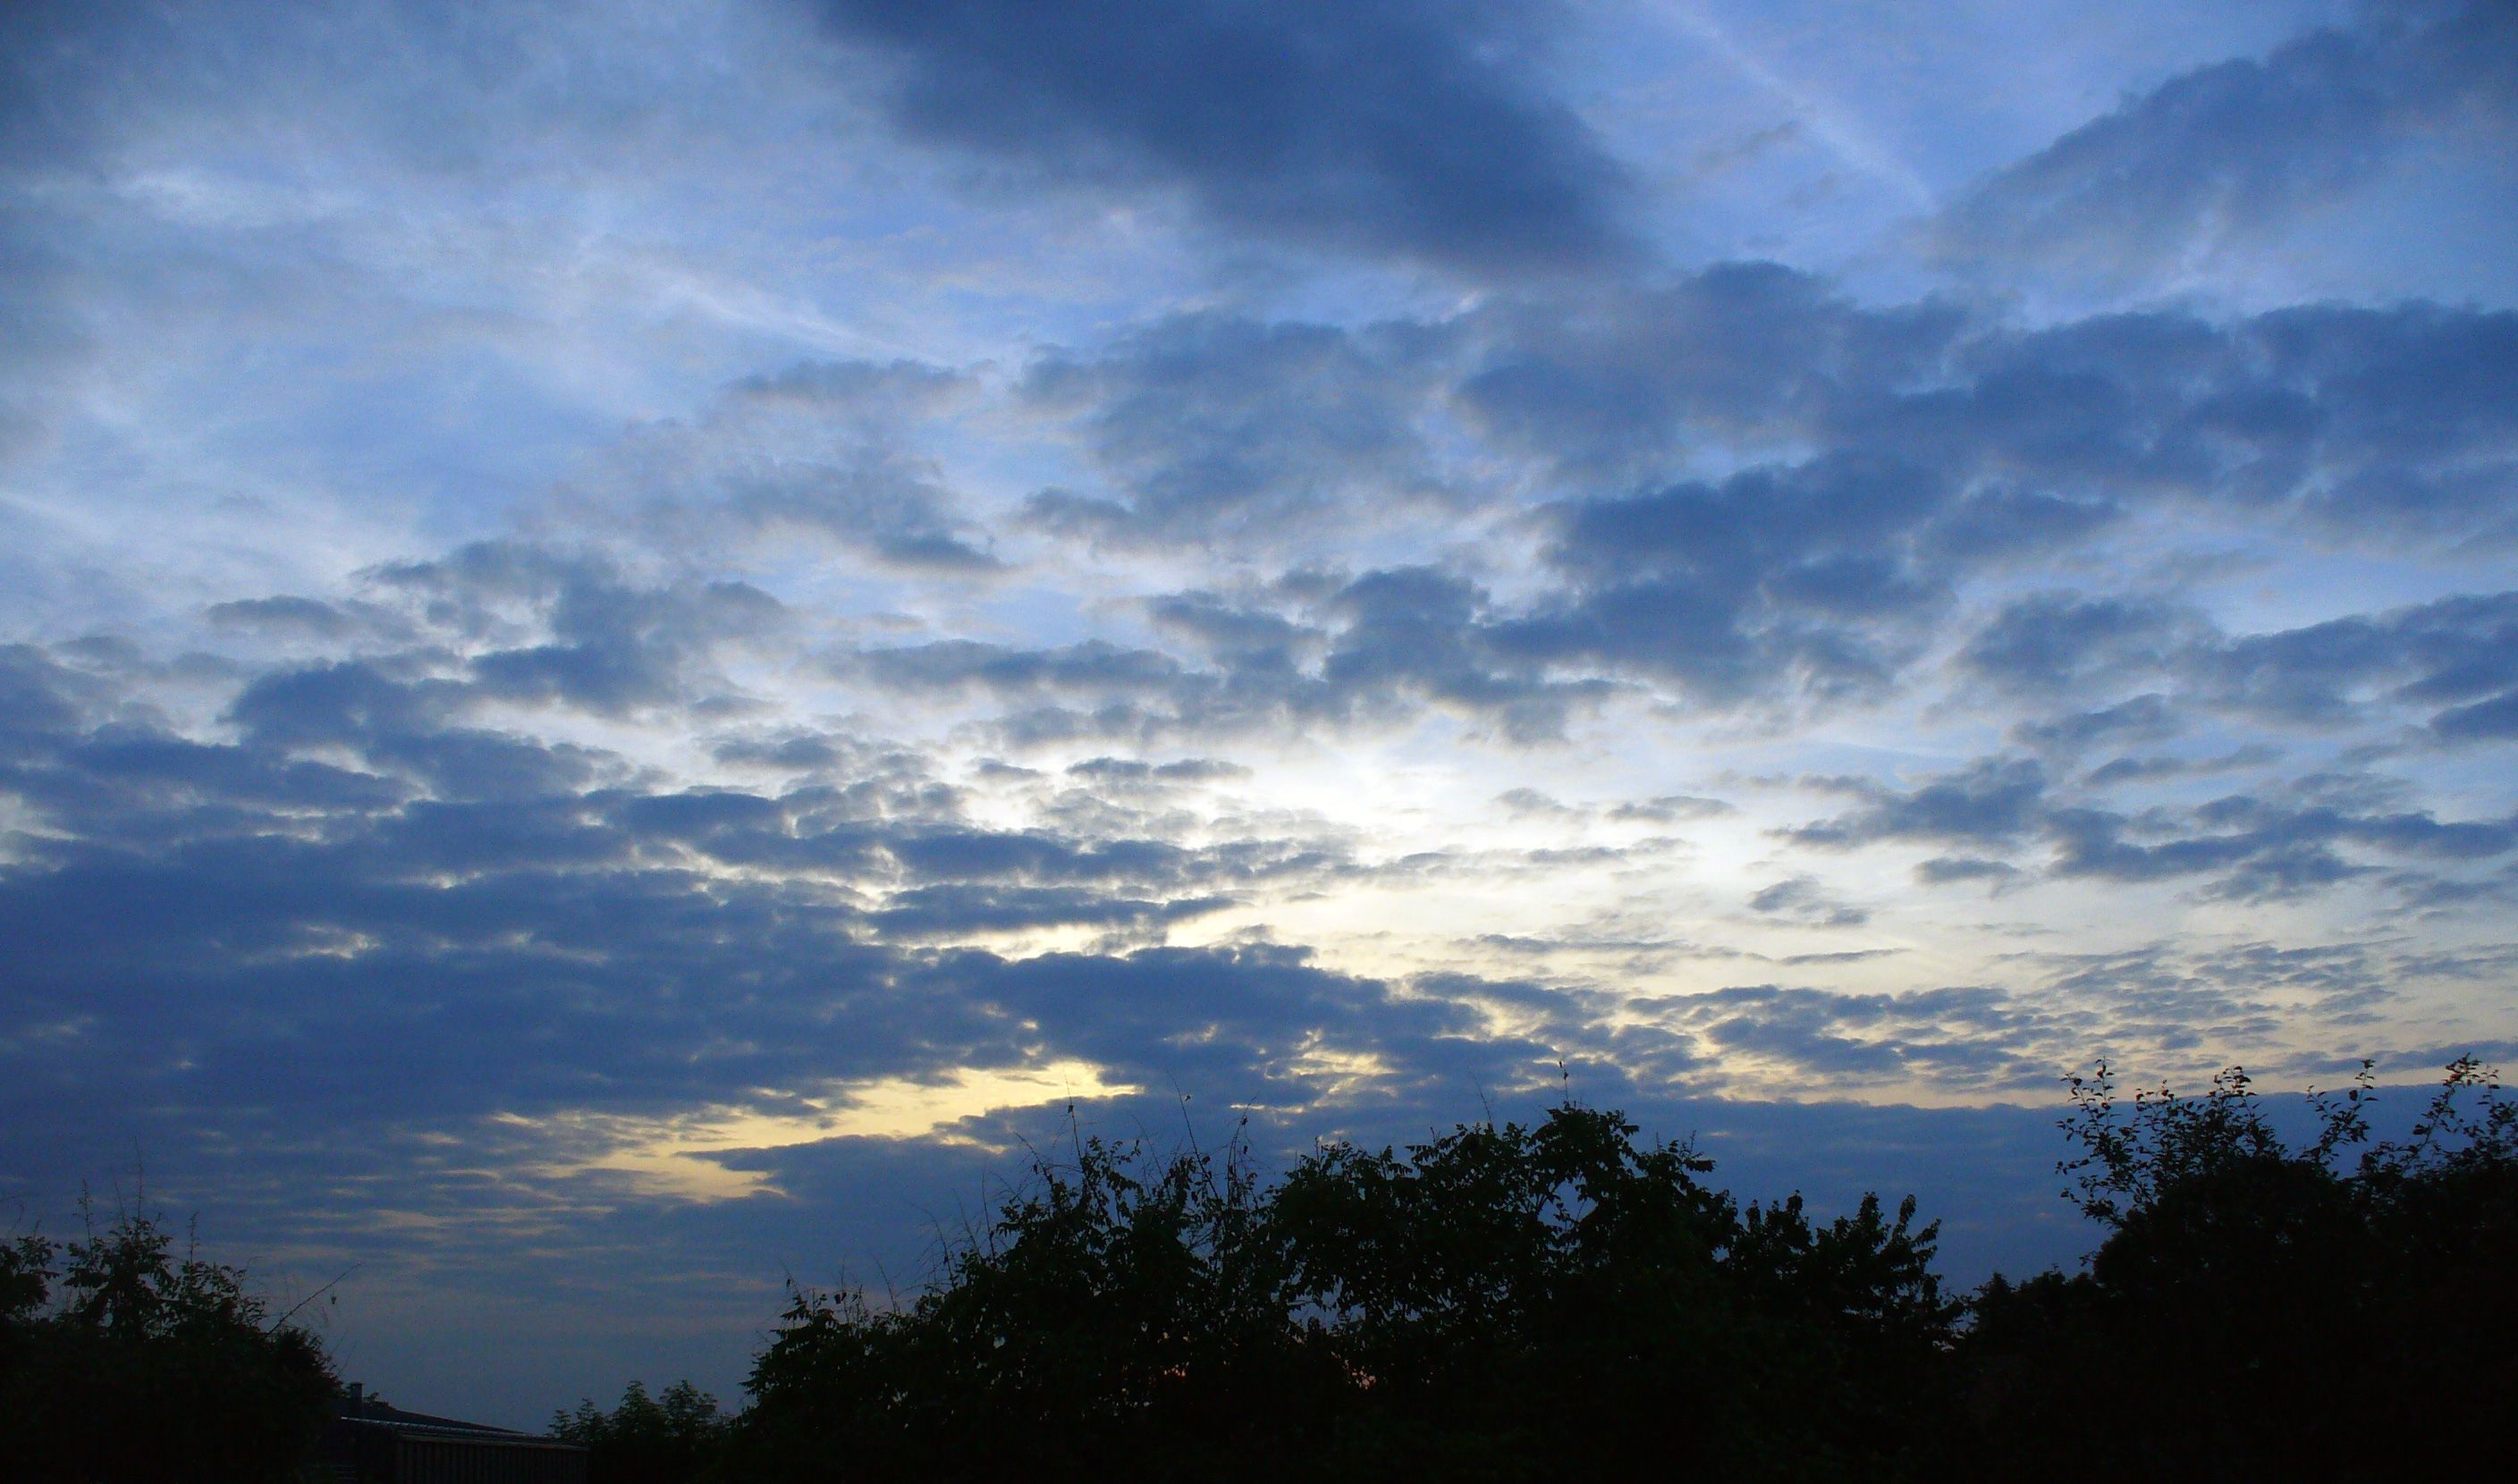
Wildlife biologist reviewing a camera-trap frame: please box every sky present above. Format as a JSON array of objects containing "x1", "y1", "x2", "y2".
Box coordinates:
[{"x1": 3, "y1": 0, "x2": 2514, "y2": 1429}]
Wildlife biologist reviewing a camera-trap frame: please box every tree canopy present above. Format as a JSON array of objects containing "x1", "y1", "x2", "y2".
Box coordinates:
[
  {"x1": 718, "y1": 1062, "x2": 2517, "y2": 1483},
  {"x1": 0, "y1": 1192, "x2": 337, "y2": 1483},
  {"x1": 7, "y1": 1058, "x2": 2509, "y2": 1483}
]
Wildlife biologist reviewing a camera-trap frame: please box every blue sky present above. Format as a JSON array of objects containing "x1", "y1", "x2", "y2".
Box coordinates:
[{"x1": 3, "y1": 0, "x2": 2514, "y2": 1427}]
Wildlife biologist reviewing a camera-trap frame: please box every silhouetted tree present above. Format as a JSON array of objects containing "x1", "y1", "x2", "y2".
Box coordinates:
[
  {"x1": 1269, "y1": 1105, "x2": 1956, "y2": 1479},
  {"x1": 553, "y1": 1378, "x2": 728, "y2": 1484},
  {"x1": 727, "y1": 1103, "x2": 1956, "y2": 1481},
  {"x1": 730, "y1": 1124, "x2": 1324, "y2": 1482},
  {"x1": 0, "y1": 1192, "x2": 335, "y2": 1482},
  {"x1": 1958, "y1": 1057, "x2": 2518, "y2": 1480}
]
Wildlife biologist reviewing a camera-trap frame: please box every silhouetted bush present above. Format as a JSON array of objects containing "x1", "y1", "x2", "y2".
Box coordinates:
[
  {"x1": 553, "y1": 1379, "x2": 728, "y2": 1484},
  {"x1": 1957, "y1": 1057, "x2": 2518, "y2": 1480},
  {"x1": 0, "y1": 1192, "x2": 336, "y2": 1483}
]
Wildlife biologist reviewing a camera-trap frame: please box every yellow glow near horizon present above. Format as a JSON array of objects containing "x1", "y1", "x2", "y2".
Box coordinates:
[{"x1": 524, "y1": 1059, "x2": 1142, "y2": 1202}]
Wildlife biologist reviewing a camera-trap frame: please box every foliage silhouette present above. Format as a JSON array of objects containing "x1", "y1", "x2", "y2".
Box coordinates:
[
  {"x1": 727, "y1": 1103, "x2": 1959, "y2": 1481},
  {"x1": 720, "y1": 1063, "x2": 2516, "y2": 1481},
  {"x1": 553, "y1": 1379, "x2": 728, "y2": 1484},
  {"x1": 0, "y1": 1188, "x2": 336, "y2": 1483},
  {"x1": 1960, "y1": 1056, "x2": 2518, "y2": 1480},
  {"x1": 10, "y1": 1058, "x2": 2506, "y2": 1481}
]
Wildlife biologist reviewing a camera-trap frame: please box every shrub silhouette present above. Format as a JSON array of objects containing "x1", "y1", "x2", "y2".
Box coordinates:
[
  {"x1": 0, "y1": 1191, "x2": 336, "y2": 1483},
  {"x1": 1959, "y1": 1057, "x2": 2518, "y2": 1480},
  {"x1": 553, "y1": 1379, "x2": 729, "y2": 1484}
]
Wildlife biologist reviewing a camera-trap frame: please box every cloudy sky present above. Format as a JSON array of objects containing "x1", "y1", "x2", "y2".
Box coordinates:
[{"x1": 4, "y1": 0, "x2": 2514, "y2": 1425}]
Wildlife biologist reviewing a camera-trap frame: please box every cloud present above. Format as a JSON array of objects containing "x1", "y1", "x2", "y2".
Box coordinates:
[
  {"x1": 2206, "y1": 591, "x2": 2518, "y2": 728},
  {"x1": 2432, "y1": 689, "x2": 2518, "y2": 742},
  {"x1": 581, "y1": 359, "x2": 1000, "y2": 573},
  {"x1": 1959, "y1": 595, "x2": 2201, "y2": 697},
  {"x1": 989, "y1": 273, "x2": 2518, "y2": 737},
  {"x1": 2011, "y1": 695, "x2": 2182, "y2": 755},
  {"x1": 2049, "y1": 792, "x2": 2518, "y2": 902},
  {"x1": 1503, "y1": 453, "x2": 1956, "y2": 707},
  {"x1": 1966, "y1": 588, "x2": 2518, "y2": 738},
  {"x1": 1937, "y1": 0, "x2": 2518, "y2": 282},
  {"x1": 1782, "y1": 749, "x2": 2518, "y2": 906},
  {"x1": 852, "y1": 638, "x2": 1187, "y2": 700},
  {"x1": 1021, "y1": 313, "x2": 1468, "y2": 547},
  {"x1": 1065, "y1": 756, "x2": 1249, "y2": 788},
  {"x1": 1789, "y1": 759, "x2": 2050, "y2": 851},
  {"x1": 1457, "y1": 264, "x2": 1968, "y2": 485},
  {"x1": 850, "y1": 565, "x2": 1614, "y2": 745},
  {"x1": 1746, "y1": 876, "x2": 1870, "y2": 929},
  {"x1": 1470, "y1": 278, "x2": 2518, "y2": 552},
  {"x1": 809, "y1": 0, "x2": 1635, "y2": 272},
  {"x1": 1642, "y1": 983, "x2": 2059, "y2": 1092},
  {"x1": 1914, "y1": 856, "x2": 2023, "y2": 892},
  {"x1": 1609, "y1": 794, "x2": 1736, "y2": 823}
]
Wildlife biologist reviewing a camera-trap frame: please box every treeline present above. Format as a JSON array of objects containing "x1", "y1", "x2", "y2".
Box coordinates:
[
  {"x1": 6, "y1": 1059, "x2": 2513, "y2": 1481},
  {"x1": 706, "y1": 1058, "x2": 2517, "y2": 1482}
]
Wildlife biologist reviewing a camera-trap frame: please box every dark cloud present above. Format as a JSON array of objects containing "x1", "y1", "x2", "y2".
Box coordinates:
[
  {"x1": 367, "y1": 542, "x2": 787, "y2": 713},
  {"x1": 1938, "y1": 0, "x2": 2518, "y2": 281},
  {"x1": 1914, "y1": 856, "x2": 2024, "y2": 891},
  {"x1": 1609, "y1": 794, "x2": 1736, "y2": 823},
  {"x1": 810, "y1": 0, "x2": 1634, "y2": 272},
  {"x1": 1495, "y1": 788, "x2": 1578, "y2": 819},
  {"x1": 867, "y1": 883, "x2": 1234, "y2": 938},
  {"x1": 851, "y1": 638, "x2": 1187, "y2": 699},
  {"x1": 1789, "y1": 759, "x2": 2050, "y2": 850},
  {"x1": 0, "y1": 667, "x2": 1576, "y2": 1160},
  {"x1": 1746, "y1": 876, "x2": 1870, "y2": 929},
  {"x1": 853, "y1": 567, "x2": 1612, "y2": 744},
  {"x1": 1458, "y1": 264, "x2": 1969, "y2": 484},
  {"x1": 1492, "y1": 282, "x2": 2518, "y2": 553},
  {"x1": 1146, "y1": 591, "x2": 1318, "y2": 667},
  {"x1": 1784, "y1": 749, "x2": 2518, "y2": 906},
  {"x1": 2207, "y1": 591, "x2": 2518, "y2": 727},
  {"x1": 1022, "y1": 313, "x2": 1464, "y2": 546},
  {"x1": 1502, "y1": 453, "x2": 1953, "y2": 706},
  {"x1": 203, "y1": 595, "x2": 400, "y2": 642},
  {"x1": 2080, "y1": 746, "x2": 2283, "y2": 788},
  {"x1": 1960, "y1": 595, "x2": 2201, "y2": 697},
  {"x1": 998, "y1": 272, "x2": 2518, "y2": 736},
  {"x1": 592, "y1": 359, "x2": 999, "y2": 572},
  {"x1": 1643, "y1": 983, "x2": 2060, "y2": 1092},
  {"x1": 2011, "y1": 695, "x2": 2180, "y2": 755},
  {"x1": 2046, "y1": 788, "x2": 2518, "y2": 902},
  {"x1": 1317, "y1": 565, "x2": 1612, "y2": 739},
  {"x1": 0, "y1": 645, "x2": 93, "y2": 746},
  {"x1": 14, "y1": 618, "x2": 2200, "y2": 1207},
  {"x1": 1065, "y1": 756, "x2": 1249, "y2": 787},
  {"x1": 2433, "y1": 689, "x2": 2518, "y2": 741},
  {"x1": 1965, "y1": 589, "x2": 2518, "y2": 740},
  {"x1": 2009, "y1": 936, "x2": 2447, "y2": 1043}
]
